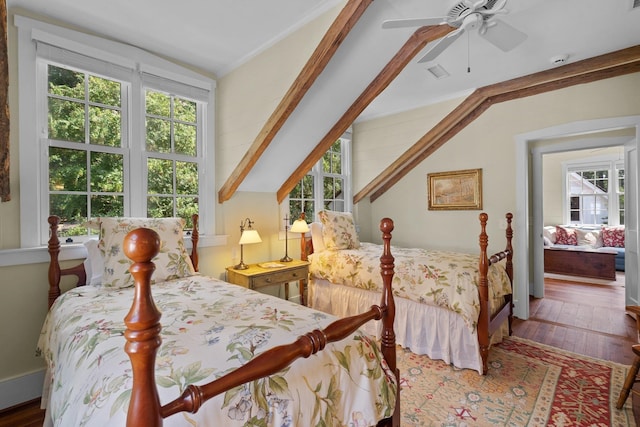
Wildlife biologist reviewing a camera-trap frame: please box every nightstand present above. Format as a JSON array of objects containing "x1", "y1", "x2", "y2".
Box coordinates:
[{"x1": 225, "y1": 260, "x2": 310, "y2": 305}]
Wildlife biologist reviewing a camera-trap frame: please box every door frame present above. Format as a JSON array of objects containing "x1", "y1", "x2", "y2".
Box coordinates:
[{"x1": 514, "y1": 116, "x2": 640, "y2": 320}]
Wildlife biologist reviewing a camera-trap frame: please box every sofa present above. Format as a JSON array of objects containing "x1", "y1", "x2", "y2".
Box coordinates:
[{"x1": 543, "y1": 225, "x2": 625, "y2": 271}]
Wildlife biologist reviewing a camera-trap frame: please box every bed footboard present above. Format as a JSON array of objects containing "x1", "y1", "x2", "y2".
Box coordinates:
[{"x1": 123, "y1": 218, "x2": 400, "y2": 427}]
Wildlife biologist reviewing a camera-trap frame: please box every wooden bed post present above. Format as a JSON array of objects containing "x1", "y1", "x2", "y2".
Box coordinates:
[
  {"x1": 190, "y1": 213, "x2": 199, "y2": 271},
  {"x1": 504, "y1": 212, "x2": 514, "y2": 334},
  {"x1": 47, "y1": 215, "x2": 87, "y2": 308},
  {"x1": 379, "y1": 217, "x2": 399, "y2": 427},
  {"x1": 123, "y1": 228, "x2": 163, "y2": 427},
  {"x1": 478, "y1": 213, "x2": 490, "y2": 374},
  {"x1": 47, "y1": 216, "x2": 62, "y2": 308}
]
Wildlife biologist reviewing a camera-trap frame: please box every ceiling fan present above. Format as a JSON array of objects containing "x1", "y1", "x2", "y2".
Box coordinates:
[{"x1": 381, "y1": 0, "x2": 527, "y2": 64}]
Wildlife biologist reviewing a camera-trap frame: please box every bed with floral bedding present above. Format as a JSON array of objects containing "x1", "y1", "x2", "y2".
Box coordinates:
[
  {"x1": 306, "y1": 210, "x2": 514, "y2": 375},
  {"x1": 41, "y1": 216, "x2": 399, "y2": 427}
]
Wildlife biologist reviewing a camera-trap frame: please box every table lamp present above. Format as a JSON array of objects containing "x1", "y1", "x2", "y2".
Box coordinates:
[
  {"x1": 290, "y1": 213, "x2": 310, "y2": 261},
  {"x1": 235, "y1": 218, "x2": 262, "y2": 270}
]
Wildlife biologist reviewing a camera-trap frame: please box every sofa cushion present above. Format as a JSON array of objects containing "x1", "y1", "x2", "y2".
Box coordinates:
[
  {"x1": 602, "y1": 226, "x2": 625, "y2": 248},
  {"x1": 555, "y1": 226, "x2": 577, "y2": 245},
  {"x1": 576, "y1": 229, "x2": 603, "y2": 248}
]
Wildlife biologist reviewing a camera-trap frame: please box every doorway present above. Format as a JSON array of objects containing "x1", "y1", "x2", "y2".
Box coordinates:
[{"x1": 513, "y1": 116, "x2": 640, "y2": 320}]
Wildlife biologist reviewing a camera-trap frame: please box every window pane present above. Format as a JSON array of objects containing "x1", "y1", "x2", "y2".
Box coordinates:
[
  {"x1": 147, "y1": 158, "x2": 173, "y2": 194},
  {"x1": 89, "y1": 106, "x2": 121, "y2": 146},
  {"x1": 175, "y1": 98, "x2": 196, "y2": 122},
  {"x1": 50, "y1": 193, "x2": 87, "y2": 229},
  {"x1": 290, "y1": 182, "x2": 302, "y2": 199},
  {"x1": 88, "y1": 75, "x2": 121, "y2": 107},
  {"x1": 91, "y1": 194, "x2": 124, "y2": 217},
  {"x1": 48, "y1": 98, "x2": 85, "y2": 143},
  {"x1": 323, "y1": 176, "x2": 335, "y2": 199},
  {"x1": 146, "y1": 91, "x2": 170, "y2": 117},
  {"x1": 49, "y1": 147, "x2": 87, "y2": 191},
  {"x1": 91, "y1": 152, "x2": 123, "y2": 192},
  {"x1": 147, "y1": 196, "x2": 173, "y2": 218},
  {"x1": 177, "y1": 197, "x2": 198, "y2": 227},
  {"x1": 146, "y1": 117, "x2": 171, "y2": 153},
  {"x1": 331, "y1": 152, "x2": 341, "y2": 174},
  {"x1": 48, "y1": 65, "x2": 84, "y2": 99},
  {"x1": 175, "y1": 123, "x2": 196, "y2": 156},
  {"x1": 176, "y1": 161, "x2": 198, "y2": 194}
]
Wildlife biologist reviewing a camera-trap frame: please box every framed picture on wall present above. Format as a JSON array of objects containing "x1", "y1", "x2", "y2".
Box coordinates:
[{"x1": 427, "y1": 168, "x2": 483, "y2": 210}]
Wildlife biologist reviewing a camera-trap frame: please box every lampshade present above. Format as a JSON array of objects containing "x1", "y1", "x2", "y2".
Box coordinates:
[
  {"x1": 290, "y1": 218, "x2": 310, "y2": 233},
  {"x1": 239, "y1": 229, "x2": 262, "y2": 245}
]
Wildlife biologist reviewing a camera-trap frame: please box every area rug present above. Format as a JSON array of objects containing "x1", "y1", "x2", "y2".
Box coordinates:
[{"x1": 397, "y1": 336, "x2": 636, "y2": 426}]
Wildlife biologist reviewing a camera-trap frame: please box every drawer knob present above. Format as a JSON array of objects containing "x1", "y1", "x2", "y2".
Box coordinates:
[
  {"x1": 265, "y1": 278, "x2": 272, "y2": 283},
  {"x1": 292, "y1": 273, "x2": 298, "y2": 277}
]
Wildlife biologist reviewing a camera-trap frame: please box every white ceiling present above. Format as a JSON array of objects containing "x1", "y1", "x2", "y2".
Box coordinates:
[{"x1": 8, "y1": 0, "x2": 640, "y2": 121}]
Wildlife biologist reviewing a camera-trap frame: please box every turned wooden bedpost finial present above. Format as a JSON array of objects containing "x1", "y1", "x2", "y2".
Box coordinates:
[{"x1": 122, "y1": 228, "x2": 163, "y2": 427}]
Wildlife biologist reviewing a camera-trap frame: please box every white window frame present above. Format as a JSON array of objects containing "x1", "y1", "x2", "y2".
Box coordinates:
[
  {"x1": 16, "y1": 15, "x2": 222, "y2": 248},
  {"x1": 562, "y1": 155, "x2": 625, "y2": 226}
]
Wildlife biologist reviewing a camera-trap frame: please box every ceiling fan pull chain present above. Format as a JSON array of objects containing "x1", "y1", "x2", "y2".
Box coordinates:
[{"x1": 467, "y1": 30, "x2": 471, "y2": 73}]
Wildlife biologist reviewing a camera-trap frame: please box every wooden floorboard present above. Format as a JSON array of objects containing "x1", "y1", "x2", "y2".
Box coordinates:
[{"x1": 2, "y1": 274, "x2": 636, "y2": 425}]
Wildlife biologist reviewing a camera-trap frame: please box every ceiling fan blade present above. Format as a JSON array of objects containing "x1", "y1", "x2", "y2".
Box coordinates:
[
  {"x1": 479, "y1": 18, "x2": 527, "y2": 51},
  {"x1": 381, "y1": 17, "x2": 446, "y2": 29},
  {"x1": 417, "y1": 28, "x2": 465, "y2": 63}
]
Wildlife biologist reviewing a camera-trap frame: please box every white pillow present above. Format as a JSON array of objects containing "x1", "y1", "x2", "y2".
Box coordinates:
[
  {"x1": 310, "y1": 222, "x2": 325, "y2": 253},
  {"x1": 83, "y1": 239, "x2": 104, "y2": 286},
  {"x1": 543, "y1": 226, "x2": 557, "y2": 244},
  {"x1": 576, "y1": 228, "x2": 603, "y2": 249}
]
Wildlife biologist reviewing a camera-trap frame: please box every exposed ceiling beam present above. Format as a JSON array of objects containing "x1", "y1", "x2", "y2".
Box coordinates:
[
  {"x1": 355, "y1": 45, "x2": 640, "y2": 204},
  {"x1": 217, "y1": 0, "x2": 373, "y2": 204},
  {"x1": 276, "y1": 24, "x2": 455, "y2": 204}
]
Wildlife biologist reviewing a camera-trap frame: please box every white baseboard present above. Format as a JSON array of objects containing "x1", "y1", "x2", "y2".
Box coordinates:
[{"x1": 0, "y1": 369, "x2": 45, "y2": 411}]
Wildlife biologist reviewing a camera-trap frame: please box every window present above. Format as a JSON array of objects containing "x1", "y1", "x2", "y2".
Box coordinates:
[
  {"x1": 564, "y1": 158, "x2": 624, "y2": 225},
  {"x1": 16, "y1": 16, "x2": 216, "y2": 247},
  {"x1": 288, "y1": 132, "x2": 352, "y2": 222}
]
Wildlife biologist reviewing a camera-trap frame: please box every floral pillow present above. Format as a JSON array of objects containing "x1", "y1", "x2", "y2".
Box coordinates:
[
  {"x1": 602, "y1": 226, "x2": 625, "y2": 248},
  {"x1": 555, "y1": 226, "x2": 577, "y2": 245},
  {"x1": 98, "y1": 217, "x2": 196, "y2": 288},
  {"x1": 318, "y1": 210, "x2": 360, "y2": 250}
]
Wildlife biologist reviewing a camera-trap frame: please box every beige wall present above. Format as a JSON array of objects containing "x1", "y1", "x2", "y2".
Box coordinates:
[{"x1": 353, "y1": 73, "x2": 640, "y2": 254}]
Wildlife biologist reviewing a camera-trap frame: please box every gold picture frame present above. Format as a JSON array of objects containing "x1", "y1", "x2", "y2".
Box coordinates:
[{"x1": 427, "y1": 168, "x2": 482, "y2": 210}]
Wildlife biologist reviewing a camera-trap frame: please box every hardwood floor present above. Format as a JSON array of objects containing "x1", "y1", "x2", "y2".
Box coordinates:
[{"x1": 1, "y1": 274, "x2": 637, "y2": 426}]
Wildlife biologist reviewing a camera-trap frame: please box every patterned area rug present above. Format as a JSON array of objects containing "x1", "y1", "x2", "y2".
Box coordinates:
[{"x1": 397, "y1": 336, "x2": 636, "y2": 426}]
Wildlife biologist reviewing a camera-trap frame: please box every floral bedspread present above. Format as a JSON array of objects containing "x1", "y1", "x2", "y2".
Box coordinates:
[
  {"x1": 309, "y1": 242, "x2": 512, "y2": 331},
  {"x1": 38, "y1": 275, "x2": 396, "y2": 427}
]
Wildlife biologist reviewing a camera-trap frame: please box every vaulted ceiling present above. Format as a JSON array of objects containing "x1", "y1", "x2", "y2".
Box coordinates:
[{"x1": 9, "y1": 0, "x2": 640, "y2": 203}]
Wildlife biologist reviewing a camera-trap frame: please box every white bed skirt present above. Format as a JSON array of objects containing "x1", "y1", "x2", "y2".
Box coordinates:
[{"x1": 309, "y1": 278, "x2": 504, "y2": 375}]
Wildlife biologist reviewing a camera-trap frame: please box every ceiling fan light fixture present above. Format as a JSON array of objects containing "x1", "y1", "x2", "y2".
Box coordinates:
[{"x1": 427, "y1": 64, "x2": 450, "y2": 79}]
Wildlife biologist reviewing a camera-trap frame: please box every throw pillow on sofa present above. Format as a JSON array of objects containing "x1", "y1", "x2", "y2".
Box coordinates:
[
  {"x1": 555, "y1": 225, "x2": 577, "y2": 245},
  {"x1": 576, "y1": 229, "x2": 603, "y2": 248},
  {"x1": 602, "y1": 226, "x2": 625, "y2": 247}
]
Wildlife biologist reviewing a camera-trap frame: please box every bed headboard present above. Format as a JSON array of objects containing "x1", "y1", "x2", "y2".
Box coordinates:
[{"x1": 46, "y1": 214, "x2": 200, "y2": 309}]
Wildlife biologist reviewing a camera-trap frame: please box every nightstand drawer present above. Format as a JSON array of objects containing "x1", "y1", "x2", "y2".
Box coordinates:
[{"x1": 251, "y1": 267, "x2": 307, "y2": 288}]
